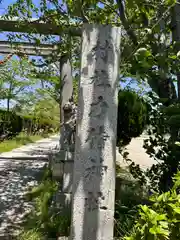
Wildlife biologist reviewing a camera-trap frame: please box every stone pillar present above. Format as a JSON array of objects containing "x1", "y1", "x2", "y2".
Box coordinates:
[
  {"x1": 59, "y1": 54, "x2": 74, "y2": 149},
  {"x1": 51, "y1": 55, "x2": 76, "y2": 213},
  {"x1": 70, "y1": 24, "x2": 121, "y2": 240}
]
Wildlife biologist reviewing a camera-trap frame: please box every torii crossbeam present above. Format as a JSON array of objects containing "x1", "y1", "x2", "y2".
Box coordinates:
[
  {"x1": 0, "y1": 17, "x2": 81, "y2": 36},
  {"x1": 0, "y1": 41, "x2": 58, "y2": 56}
]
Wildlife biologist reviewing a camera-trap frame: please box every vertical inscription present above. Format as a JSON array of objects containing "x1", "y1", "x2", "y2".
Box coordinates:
[
  {"x1": 89, "y1": 96, "x2": 109, "y2": 119},
  {"x1": 89, "y1": 156, "x2": 104, "y2": 164},
  {"x1": 91, "y1": 39, "x2": 113, "y2": 62},
  {"x1": 84, "y1": 28, "x2": 113, "y2": 224},
  {"x1": 90, "y1": 69, "x2": 110, "y2": 87},
  {"x1": 84, "y1": 165, "x2": 107, "y2": 181},
  {"x1": 85, "y1": 191, "x2": 107, "y2": 211},
  {"x1": 86, "y1": 125, "x2": 109, "y2": 149}
]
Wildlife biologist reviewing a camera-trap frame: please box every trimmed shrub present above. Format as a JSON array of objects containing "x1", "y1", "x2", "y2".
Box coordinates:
[{"x1": 117, "y1": 90, "x2": 148, "y2": 146}]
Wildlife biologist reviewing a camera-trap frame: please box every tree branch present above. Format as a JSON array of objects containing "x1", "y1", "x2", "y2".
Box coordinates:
[{"x1": 116, "y1": 0, "x2": 138, "y2": 45}]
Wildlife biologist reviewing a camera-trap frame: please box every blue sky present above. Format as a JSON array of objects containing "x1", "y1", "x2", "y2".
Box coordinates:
[{"x1": 0, "y1": 0, "x2": 15, "y2": 42}]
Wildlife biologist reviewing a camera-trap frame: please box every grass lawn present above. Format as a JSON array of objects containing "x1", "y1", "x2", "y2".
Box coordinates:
[{"x1": 0, "y1": 132, "x2": 49, "y2": 153}]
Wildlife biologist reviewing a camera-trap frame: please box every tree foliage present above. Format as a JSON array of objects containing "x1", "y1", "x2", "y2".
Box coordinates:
[
  {"x1": 124, "y1": 171, "x2": 180, "y2": 240},
  {"x1": 0, "y1": 56, "x2": 60, "y2": 138},
  {"x1": 0, "y1": 58, "x2": 36, "y2": 111},
  {"x1": 3, "y1": 0, "x2": 178, "y2": 100}
]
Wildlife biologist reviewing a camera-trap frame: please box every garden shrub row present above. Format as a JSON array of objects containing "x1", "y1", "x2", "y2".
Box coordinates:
[{"x1": 0, "y1": 109, "x2": 57, "y2": 140}]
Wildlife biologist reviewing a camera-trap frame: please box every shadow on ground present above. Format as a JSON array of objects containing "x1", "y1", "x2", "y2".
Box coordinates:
[
  {"x1": 0, "y1": 136, "x2": 60, "y2": 238},
  {"x1": 0, "y1": 160, "x2": 47, "y2": 237}
]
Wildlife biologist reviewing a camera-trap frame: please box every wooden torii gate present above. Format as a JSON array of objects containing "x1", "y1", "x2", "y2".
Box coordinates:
[{"x1": 0, "y1": 17, "x2": 77, "y2": 150}]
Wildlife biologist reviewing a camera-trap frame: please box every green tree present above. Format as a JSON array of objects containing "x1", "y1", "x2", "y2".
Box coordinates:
[
  {"x1": 0, "y1": 58, "x2": 36, "y2": 111},
  {"x1": 32, "y1": 66, "x2": 61, "y2": 104},
  {"x1": 33, "y1": 96, "x2": 60, "y2": 132}
]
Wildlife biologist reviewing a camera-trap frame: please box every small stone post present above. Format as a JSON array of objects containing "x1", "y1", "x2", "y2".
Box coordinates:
[
  {"x1": 70, "y1": 24, "x2": 121, "y2": 240},
  {"x1": 59, "y1": 54, "x2": 74, "y2": 150},
  {"x1": 51, "y1": 54, "x2": 76, "y2": 209}
]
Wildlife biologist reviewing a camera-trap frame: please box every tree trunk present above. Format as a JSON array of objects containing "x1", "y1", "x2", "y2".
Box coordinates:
[
  {"x1": 172, "y1": 1, "x2": 180, "y2": 100},
  {"x1": 138, "y1": 5, "x2": 177, "y2": 102},
  {"x1": 7, "y1": 98, "x2": 10, "y2": 112},
  {"x1": 41, "y1": 79, "x2": 45, "y2": 88},
  {"x1": 155, "y1": 5, "x2": 177, "y2": 102}
]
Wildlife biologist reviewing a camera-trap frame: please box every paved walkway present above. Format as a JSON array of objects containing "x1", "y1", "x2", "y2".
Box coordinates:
[
  {"x1": 118, "y1": 135, "x2": 157, "y2": 170},
  {"x1": 0, "y1": 134, "x2": 156, "y2": 238},
  {"x1": 0, "y1": 135, "x2": 60, "y2": 237},
  {"x1": 0, "y1": 135, "x2": 60, "y2": 159}
]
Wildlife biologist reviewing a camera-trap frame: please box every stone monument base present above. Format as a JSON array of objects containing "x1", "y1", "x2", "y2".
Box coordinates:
[
  {"x1": 51, "y1": 150, "x2": 130, "y2": 213},
  {"x1": 50, "y1": 150, "x2": 74, "y2": 214}
]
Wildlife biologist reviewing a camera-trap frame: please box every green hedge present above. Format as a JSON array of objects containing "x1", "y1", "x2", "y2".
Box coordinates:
[
  {"x1": 0, "y1": 109, "x2": 22, "y2": 136},
  {"x1": 0, "y1": 109, "x2": 57, "y2": 140},
  {"x1": 117, "y1": 90, "x2": 148, "y2": 146}
]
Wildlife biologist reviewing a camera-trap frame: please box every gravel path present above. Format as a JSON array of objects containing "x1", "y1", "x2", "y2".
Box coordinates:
[
  {"x1": 0, "y1": 134, "x2": 155, "y2": 238},
  {"x1": 0, "y1": 135, "x2": 59, "y2": 238}
]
